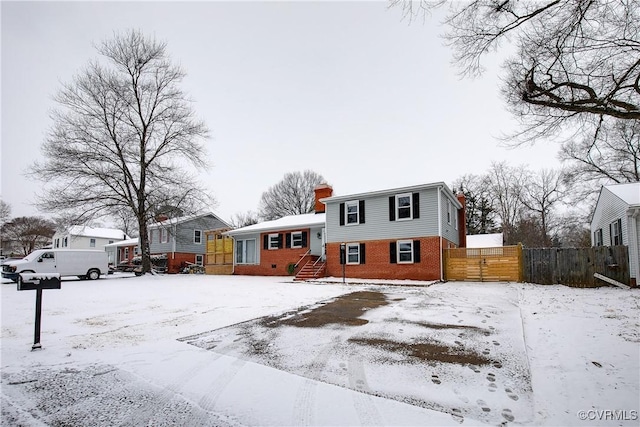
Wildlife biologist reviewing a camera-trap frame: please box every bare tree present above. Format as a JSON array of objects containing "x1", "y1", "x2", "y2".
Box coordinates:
[
  {"x1": 0, "y1": 200, "x2": 10, "y2": 226},
  {"x1": 31, "y1": 30, "x2": 210, "y2": 273},
  {"x1": 486, "y1": 162, "x2": 527, "y2": 243},
  {"x1": 392, "y1": 0, "x2": 640, "y2": 141},
  {"x1": 229, "y1": 210, "x2": 260, "y2": 229},
  {"x1": 561, "y1": 118, "x2": 640, "y2": 186},
  {"x1": 518, "y1": 168, "x2": 564, "y2": 246},
  {"x1": 259, "y1": 170, "x2": 326, "y2": 221},
  {"x1": 2, "y1": 217, "x2": 56, "y2": 256}
]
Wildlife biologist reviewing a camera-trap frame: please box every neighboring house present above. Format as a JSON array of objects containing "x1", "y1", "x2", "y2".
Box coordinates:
[
  {"x1": 52, "y1": 226, "x2": 129, "y2": 251},
  {"x1": 104, "y1": 238, "x2": 140, "y2": 267},
  {"x1": 466, "y1": 233, "x2": 504, "y2": 248},
  {"x1": 322, "y1": 182, "x2": 465, "y2": 281},
  {"x1": 148, "y1": 213, "x2": 230, "y2": 273},
  {"x1": 226, "y1": 183, "x2": 466, "y2": 281},
  {"x1": 591, "y1": 182, "x2": 640, "y2": 286}
]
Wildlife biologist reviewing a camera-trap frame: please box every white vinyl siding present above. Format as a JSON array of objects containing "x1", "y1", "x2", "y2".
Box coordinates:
[{"x1": 325, "y1": 187, "x2": 441, "y2": 243}]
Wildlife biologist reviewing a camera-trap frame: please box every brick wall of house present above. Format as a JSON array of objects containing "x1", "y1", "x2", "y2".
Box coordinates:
[
  {"x1": 325, "y1": 237, "x2": 447, "y2": 281},
  {"x1": 233, "y1": 230, "x2": 312, "y2": 276},
  {"x1": 165, "y1": 253, "x2": 199, "y2": 274}
]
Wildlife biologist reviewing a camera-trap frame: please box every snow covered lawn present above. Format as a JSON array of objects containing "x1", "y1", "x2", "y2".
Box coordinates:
[{"x1": 1, "y1": 274, "x2": 638, "y2": 426}]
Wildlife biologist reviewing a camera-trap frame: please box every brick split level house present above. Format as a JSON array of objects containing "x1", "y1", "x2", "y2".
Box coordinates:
[{"x1": 225, "y1": 182, "x2": 466, "y2": 281}]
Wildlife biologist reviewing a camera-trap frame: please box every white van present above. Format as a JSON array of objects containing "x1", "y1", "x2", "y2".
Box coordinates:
[{"x1": 1, "y1": 249, "x2": 109, "y2": 282}]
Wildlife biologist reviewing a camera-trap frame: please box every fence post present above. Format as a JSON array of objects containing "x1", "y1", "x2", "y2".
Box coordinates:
[{"x1": 517, "y1": 243, "x2": 523, "y2": 282}]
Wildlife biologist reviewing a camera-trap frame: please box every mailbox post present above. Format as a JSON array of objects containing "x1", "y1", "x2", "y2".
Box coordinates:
[{"x1": 17, "y1": 273, "x2": 61, "y2": 350}]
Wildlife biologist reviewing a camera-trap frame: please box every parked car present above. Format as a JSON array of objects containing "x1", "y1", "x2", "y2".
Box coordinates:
[{"x1": 1, "y1": 249, "x2": 109, "y2": 282}]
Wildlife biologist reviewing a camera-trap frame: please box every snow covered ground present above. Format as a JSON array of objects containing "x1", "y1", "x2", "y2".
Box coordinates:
[{"x1": 1, "y1": 274, "x2": 638, "y2": 426}]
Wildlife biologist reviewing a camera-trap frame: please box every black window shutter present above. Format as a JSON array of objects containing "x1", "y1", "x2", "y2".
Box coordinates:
[
  {"x1": 390, "y1": 241, "x2": 397, "y2": 263},
  {"x1": 278, "y1": 234, "x2": 283, "y2": 249},
  {"x1": 412, "y1": 193, "x2": 420, "y2": 219},
  {"x1": 389, "y1": 196, "x2": 396, "y2": 221},
  {"x1": 263, "y1": 235, "x2": 268, "y2": 249},
  {"x1": 339, "y1": 203, "x2": 345, "y2": 226},
  {"x1": 360, "y1": 243, "x2": 366, "y2": 264},
  {"x1": 359, "y1": 200, "x2": 366, "y2": 224},
  {"x1": 302, "y1": 231, "x2": 308, "y2": 248},
  {"x1": 285, "y1": 233, "x2": 291, "y2": 248},
  {"x1": 618, "y1": 219, "x2": 623, "y2": 244},
  {"x1": 413, "y1": 240, "x2": 421, "y2": 263}
]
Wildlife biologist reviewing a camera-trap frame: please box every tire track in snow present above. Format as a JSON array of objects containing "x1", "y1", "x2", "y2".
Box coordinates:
[
  {"x1": 291, "y1": 339, "x2": 336, "y2": 426},
  {"x1": 197, "y1": 357, "x2": 248, "y2": 413},
  {"x1": 347, "y1": 356, "x2": 383, "y2": 426},
  {"x1": 118, "y1": 355, "x2": 224, "y2": 426}
]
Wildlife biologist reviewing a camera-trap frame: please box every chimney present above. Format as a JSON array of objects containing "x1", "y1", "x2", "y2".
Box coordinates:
[
  {"x1": 456, "y1": 193, "x2": 467, "y2": 248},
  {"x1": 314, "y1": 184, "x2": 333, "y2": 214}
]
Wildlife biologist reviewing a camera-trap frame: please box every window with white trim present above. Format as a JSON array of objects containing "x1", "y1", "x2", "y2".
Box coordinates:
[
  {"x1": 346, "y1": 243, "x2": 360, "y2": 264},
  {"x1": 291, "y1": 231, "x2": 303, "y2": 248},
  {"x1": 195, "y1": 254, "x2": 204, "y2": 266},
  {"x1": 122, "y1": 247, "x2": 129, "y2": 262},
  {"x1": 194, "y1": 229, "x2": 203, "y2": 244},
  {"x1": 90, "y1": 238, "x2": 96, "y2": 248},
  {"x1": 611, "y1": 219, "x2": 623, "y2": 245},
  {"x1": 160, "y1": 228, "x2": 168, "y2": 243},
  {"x1": 397, "y1": 240, "x2": 414, "y2": 263},
  {"x1": 268, "y1": 233, "x2": 280, "y2": 250},
  {"x1": 346, "y1": 201, "x2": 359, "y2": 225},
  {"x1": 236, "y1": 239, "x2": 257, "y2": 264},
  {"x1": 396, "y1": 193, "x2": 412, "y2": 220},
  {"x1": 594, "y1": 229, "x2": 603, "y2": 246}
]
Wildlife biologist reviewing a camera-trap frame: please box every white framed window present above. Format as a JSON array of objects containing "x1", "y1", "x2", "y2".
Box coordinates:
[
  {"x1": 396, "y1": 193, "x2": 413, "y2": 220},
  {"x1": 55, "y1": 239, "x2": 60, "y2": 248},
  {"x1": 268, "y1": 233, "x2": 280, "y2": 250},
  {"x1": 346, "y1": 243, "x2": 360, "y2": 264},
  {"x1": 447, "y1": 200, "x2": 452, "y2": 225},
  {"x1": 291, "y1": 231, "x2": 303, "y2": 248},
  {"x1": 236, "y1": 239, "x2": 257, "y2": 264},
  {"x1": 611, "y1": 219, "x2": 623, "y2": 245},
  {"x1": 63, "y1": 237, "x2": 68, "y2": 247},
  {"x1": 160, "y1": 228, "x2": 169, "y2": 243},
  {"x1": 195, "y1": 254, "x2": 204, "y2": 266},
  {"x1": 397, "y1": 240, "x2": 414, "y2": 264},
  {"x1": 122, "y1": 247, "x2": 129, "y2": 262},
  {"x1": 194, "y1": 229, "x2": 203, "y2": 244},
  {"x1": 594, "y1": 229, "x2": 603, "y2": 246},
  {"x1": 90, "y1": 238, "x2": 96, "y2": 248},
  {"x1": 346, "y1": 201, "x2": 359, "y2": 225}
]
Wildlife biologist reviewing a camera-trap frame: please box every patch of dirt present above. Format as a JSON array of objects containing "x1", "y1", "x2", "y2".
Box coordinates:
[
  {"x1": 349, "y1": 337, "x2": 493, "y2": 366},
  {"x1": 260, "y1": 291, "x2": 388, "y2": 328},
  {"x1": 387, "y1": 318, "x2": 484, "y2": 331}
]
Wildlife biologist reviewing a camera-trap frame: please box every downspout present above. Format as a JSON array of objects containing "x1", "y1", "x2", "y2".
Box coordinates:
[
  {"x1": 628, "y1": 207, "x2": 640, "y2": 283},
  {"x1": 438, "y1": 186, "x2": 443, "y2": 281}
]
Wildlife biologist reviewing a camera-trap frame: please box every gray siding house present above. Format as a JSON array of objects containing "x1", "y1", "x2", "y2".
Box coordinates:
[
  {"x1": 321, "y1": 182, "x2": 465, "y2": 281},
  {"x1": 591, "y1": 183, "x2": 640, "y2": 286},
  {"x1": 149, "y1": 213, "x2": 229, "y2": 273}
]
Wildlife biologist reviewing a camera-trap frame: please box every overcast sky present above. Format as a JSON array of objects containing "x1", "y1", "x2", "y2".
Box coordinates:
[{"x1": 1, "y1": 1, "x2": 561, "y2": 225}]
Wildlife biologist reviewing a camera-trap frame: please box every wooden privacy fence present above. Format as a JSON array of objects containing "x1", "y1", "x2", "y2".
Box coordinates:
[
  {"x1": 522, "y1": 246, "x2": 629, "y2": 287},
  {"x1": 444, "y1": 244, "x2": 630, "y2": 286},
  {"x1": 444, "y1": 245, "x2": 522, "y2": 282}
]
